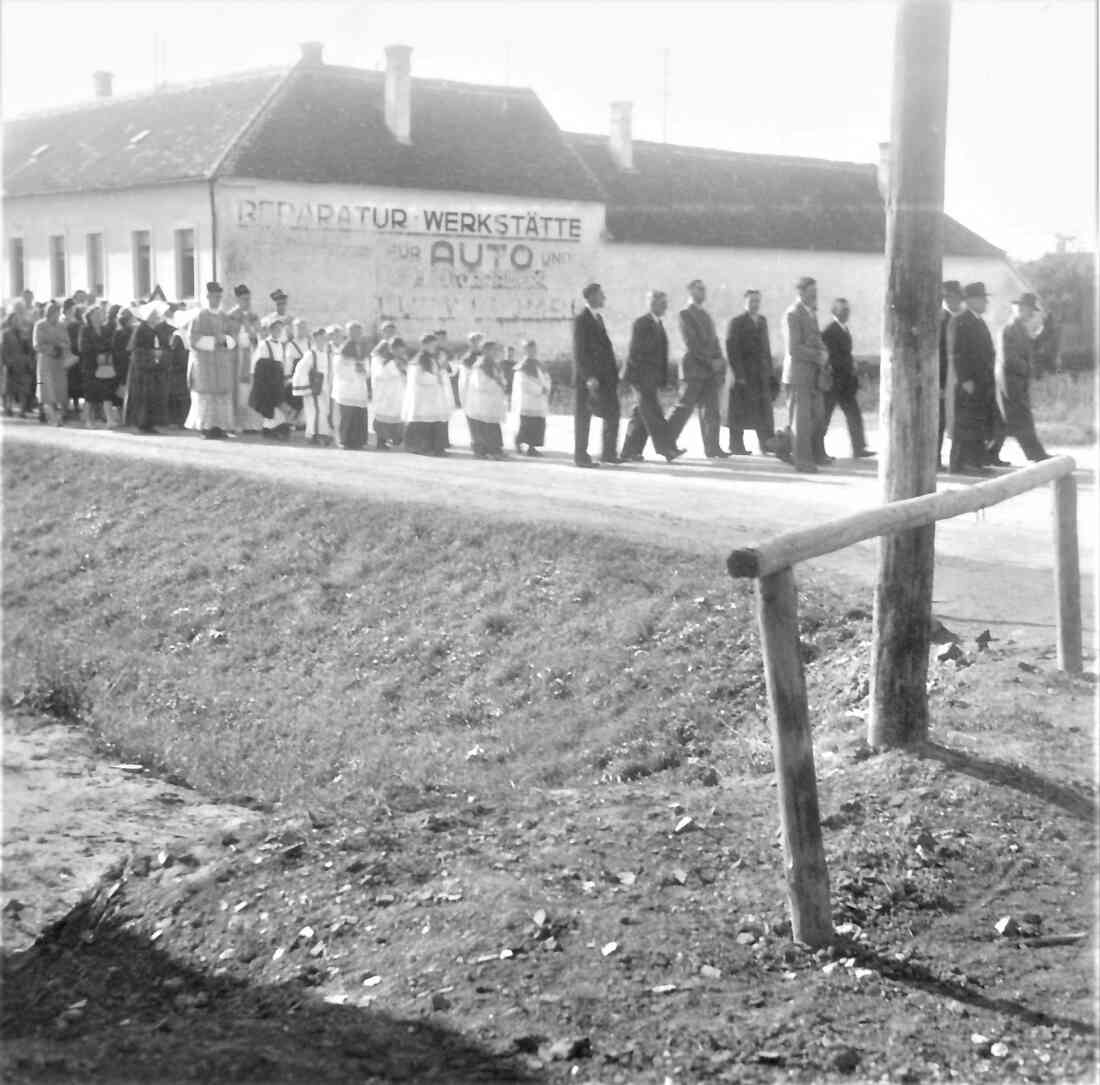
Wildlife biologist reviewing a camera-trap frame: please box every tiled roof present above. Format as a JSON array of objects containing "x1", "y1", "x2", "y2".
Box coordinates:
[
  {"x1": 221, "y1": 64, "x2": 605, "y2": 203},
  {"x1": 3, "y1": 70, "x2": 286, "y2": 198},
  {"x1": 566, "y1": 134, "x2": 1005, "y2": 259}
]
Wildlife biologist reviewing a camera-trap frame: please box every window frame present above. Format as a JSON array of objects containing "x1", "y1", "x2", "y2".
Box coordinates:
[
  {"x1": 174, "y1": 226, "x2": 197, "y2": 302},
  {"x1": 8, "y1": 236, "x2": 26, "y2": 297},
  {"x1": 85, "y1": 230, "x2": 106, "y2": 298},
  {"x1": 48, "y1": 233, "x2": 68, "y2": 298},
  {"x1": 131, "y1": 227, "x2": 153, "y2": 301}
]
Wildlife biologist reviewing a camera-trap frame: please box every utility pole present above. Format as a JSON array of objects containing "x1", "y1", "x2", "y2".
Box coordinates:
[
  {"x1": 660, "y1": 48, "x2": 671, "y2": 143},
  {"x1": 867, "y1": 0, "x2": 952, "y2": 748}
]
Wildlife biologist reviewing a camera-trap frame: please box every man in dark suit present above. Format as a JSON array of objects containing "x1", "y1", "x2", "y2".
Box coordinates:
[
  {"x1": 725, "y1": 288, "x2": 776, "y2": 455},
  {"x1": 572, "y1": 282, "x2": 620, "y2": 467},
  {"x1": 820, "y1": 298, "x2": 873, "y2": 459},
  {"x1": 667, "y1": 279, "x2": 728, "y2": 458},
  {"x1": 949, "y1": 281, "x2": 997, "y2": 475},
  {"x1": 620, "y1": 290, "x2": 684, "y2": 462},
  {"x1": 937, "y1": 280, "x2": 963, "y2": 470}
]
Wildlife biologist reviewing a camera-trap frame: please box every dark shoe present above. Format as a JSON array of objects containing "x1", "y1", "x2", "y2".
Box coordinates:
[
  {"x1": 729, "y1": 447, "x2": 752, "y2": 456},
  {"x1": 261, "y1": 428, "x2": 277, "y2": 440},
  {"x1": 138, "y1": 426, "x2": 159, "y2": 435},
  {"x1": 815, "y1": 455, "x2": 835, "y2": 466},
  {"x1": 794, "y1": 464, "x2": 819, "y2": 474},
  {"x1": 707, "y1": 449, "x2": 731, "y2": 459},
  {"x1": 1030, "y1": 453, "x2": 1052, "y2": 462},
  {"x1": 526, "y1": 447, "x2": 543, "y2": 457},
  {"x1": 988, "y1": 457, "x2": 1010, "y2": 468},
  {"x1": 622, "y1": 453, "x2": 645, "y2": 463},
  {"x1": 855, "y1": 448, "x2": 876, "y2": 458},
  {"x1": 957, "y1": 466, "x2": 992, "y2": 477},
  {"x1": 473, "y1": 451, "x2": 489, "y2": 460},
  {"x1": 600, "y1": 455, "x2": 623, "y2": 465},
  {"x1": 574, "y1": 458, "x2": 599, "y2": 469}
]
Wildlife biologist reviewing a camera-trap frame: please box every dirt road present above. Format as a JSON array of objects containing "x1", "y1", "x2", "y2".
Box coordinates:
[{"x1": 5, "y1": 415, "x2": 1095, "y2": 645}]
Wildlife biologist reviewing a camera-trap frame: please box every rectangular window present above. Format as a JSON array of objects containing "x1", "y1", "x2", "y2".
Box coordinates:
[
  {"x1": 49, "y1": 235, "x2": 66, "y2": 297},
  {"x1": 86, "y1": 233, "x2": 104, "y2": 297},
  {"x1": 174, "y1": 228, "x2": 196, "y2": 300},
  {"x1": 132, "y1": 229, "x2": 151, "y2": 299},
  {"x1": 8, "y1": 238, "x2": 25, "y2": 297}
]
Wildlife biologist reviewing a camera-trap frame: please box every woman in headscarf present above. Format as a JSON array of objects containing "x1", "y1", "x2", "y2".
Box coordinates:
[
  {"x1": 33, "y1": 301, "x2": 74, "y2": 425},
  {"x1": 77, "y1": 305, "x2": 120, "y2": 426},
  {"x1": 2, "y1": 301, "x2": 36, "y2": 417},
  {"x1": 124, "y1": 302, "x2": 171, "y2": 433}
]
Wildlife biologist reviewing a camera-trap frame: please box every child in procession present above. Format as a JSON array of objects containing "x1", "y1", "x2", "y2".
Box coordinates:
[
  {"x1": 331, "y1": 321, "x2": 371, "y2": 450},
  {"x1": 464, "y1": 339, "x2": 509, "y2": 459},
  {"x1": 511, "y1": 338, "x2": 552, "y2": 456},
  {"x1": 402, "y1": 332, "x2": 449, "y2": 456},
  {"x1": 292, "y1": 325, "x2": 333, "y2": 445},
  {"x1": 249, "y1": 315, "x2": 292, "y2": 439},
  {"x1": 371, "y1": 336, "x2": 407, "y2": 449}
]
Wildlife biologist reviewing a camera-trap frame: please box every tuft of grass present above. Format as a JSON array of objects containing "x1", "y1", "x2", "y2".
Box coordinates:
[
  {"x1": 1029, "y1": 370, "x2": 1096, "y2": 445},
  {"x1": 2, "y1": 444, "x2": 864, "y2": 815}
]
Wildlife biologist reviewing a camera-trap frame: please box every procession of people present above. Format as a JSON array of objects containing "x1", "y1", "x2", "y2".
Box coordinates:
[{"x1": 0, "y1": 274, "x2": 1056, "y2": 473}]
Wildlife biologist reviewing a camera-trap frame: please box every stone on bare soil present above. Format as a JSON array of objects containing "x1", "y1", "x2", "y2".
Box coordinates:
[
  {"x1": 546, "y1": 1036, "x2": 591, "y2": 1061},
  {"x1": 994, "y1": 915, "x2": 1020, "y2": 937}
]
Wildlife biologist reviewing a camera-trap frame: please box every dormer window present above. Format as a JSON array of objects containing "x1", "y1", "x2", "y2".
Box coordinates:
[
  {"x1": 28, "y1": 143, "x2": 50, "y2": 161},
  {"x1": 128, "y1": 129, "x2": 151, "y2": 146}
]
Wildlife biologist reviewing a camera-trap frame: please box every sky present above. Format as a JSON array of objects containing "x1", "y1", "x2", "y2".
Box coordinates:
[{"x1": 2, "y1": 0, "x2": 1095, "y2": 260}]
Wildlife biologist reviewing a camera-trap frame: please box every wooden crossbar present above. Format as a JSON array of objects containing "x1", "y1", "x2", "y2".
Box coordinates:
[{"x1": 727, "y1": 455, "x2": 1077, "y2": 580}]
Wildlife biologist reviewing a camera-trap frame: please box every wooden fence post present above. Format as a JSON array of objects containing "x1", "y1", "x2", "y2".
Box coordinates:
[
  {"x1": 755, "y1": 568, "x2": 833, "y2": 947},
  {"x1": 1052, "y1": 474, "x2": 1083, "y2": 674}
]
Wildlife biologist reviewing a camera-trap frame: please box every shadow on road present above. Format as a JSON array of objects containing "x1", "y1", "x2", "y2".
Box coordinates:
[
  {"x1": 2, "y1": 893, "x2": 536, "y2": 1084},
  {"x1": 915, "y1": 741, "x2": 1098, "y2": 823}
]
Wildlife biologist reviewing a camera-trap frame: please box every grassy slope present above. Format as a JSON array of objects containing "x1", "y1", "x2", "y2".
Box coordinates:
[{"x1": 3, "y1": 444, "x2": 864, "y2": 815}]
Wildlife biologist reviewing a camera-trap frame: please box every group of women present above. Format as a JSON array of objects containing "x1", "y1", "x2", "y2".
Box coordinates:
[{"x1": 0, "y1": 295, "x2": 555, "y2": 458}]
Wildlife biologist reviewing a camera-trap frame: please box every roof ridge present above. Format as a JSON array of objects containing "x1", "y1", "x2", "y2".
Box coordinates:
[
  {"x1": 565, "y1": 130, "x2": 875, "y2": 172},
  {"x1": 208, "y1": 65, "x2": 299, "y2": 181},
  {"x1": 4, "y1": 66, "x2": 288, "y2": 123}
]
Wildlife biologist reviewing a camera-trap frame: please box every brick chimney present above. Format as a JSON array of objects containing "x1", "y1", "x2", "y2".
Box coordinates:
[
  {"x1": 877, "y1": 141, "x2": 892, "y2": 201},
  {"x1": 92, "y1": 71, "x2": 113, "y2": 99},
  {"x1": 299, "y1": 41, "x2": 324, "y2": 67},
  {"x1": 384, "y1": 44, "x2": 412, "y2": 145},
  {"x1": 609, "y1": 101, "x2": 634, "y2": 171}
]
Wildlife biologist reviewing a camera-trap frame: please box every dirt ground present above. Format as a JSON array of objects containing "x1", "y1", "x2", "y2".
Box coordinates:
[{"x1": 2, "y1": 418, "x2": 1097, "y2": 1083}]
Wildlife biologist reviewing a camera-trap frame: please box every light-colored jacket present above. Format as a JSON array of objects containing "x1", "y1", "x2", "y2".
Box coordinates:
[{"x1": 781, "y1": 300, "x2": 828, "y2": 388}]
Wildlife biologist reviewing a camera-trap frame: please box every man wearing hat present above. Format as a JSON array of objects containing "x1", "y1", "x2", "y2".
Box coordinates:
[
  {"x1": 572, "y1": 282, "x2": 620, "y2": 467},
  {"x1": 781, "y1": 276, "x2": 830, "y2": 473},
  {"x1": 184, "y1": 281, "x2": 237, "y2": 439},
  {"x1": 938, "y1": 280, "x2": 964, "y2": 469},
  {"x1": 267, "y1": 289, "x2": 292, "y2": 324},
  {"x1": 991, "y1": 292, "x2": 1049, "y2": 464},
  {"x1": 948, "y1": 282, "x2": 997, "y2": 474},
  {"x1": 227, "y1": 284, "x2": 263, "y2": 431}
]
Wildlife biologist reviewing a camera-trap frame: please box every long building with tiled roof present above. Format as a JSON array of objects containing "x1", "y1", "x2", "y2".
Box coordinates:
[{"x1": 3, "y1": 42, "x2": 1025, "y2": 357}]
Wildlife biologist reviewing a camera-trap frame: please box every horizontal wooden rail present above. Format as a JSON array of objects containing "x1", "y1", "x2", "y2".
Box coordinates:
[{"x1": 727, "y1": 455, "x2": 1077, "y2": 580}]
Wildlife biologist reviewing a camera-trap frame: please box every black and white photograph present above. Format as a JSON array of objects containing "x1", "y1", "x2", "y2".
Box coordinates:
[{"x1": 1, "y1": 0, "x2": 1096, "y2": 1081}]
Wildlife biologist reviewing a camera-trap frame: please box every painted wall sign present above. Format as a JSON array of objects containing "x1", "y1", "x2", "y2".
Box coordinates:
[{"x1": 235, "y1": 200, "x2": 584, "y2": 241}]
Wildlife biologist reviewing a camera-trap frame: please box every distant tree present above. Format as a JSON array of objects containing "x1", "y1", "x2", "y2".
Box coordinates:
[{"x1": 1017, "y1": 252, "x2": 1096, "y2": 371}]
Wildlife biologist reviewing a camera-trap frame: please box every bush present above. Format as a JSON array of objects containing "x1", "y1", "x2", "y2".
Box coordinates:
[{"x1": 15, "y1": 651, "x2": 93, "y2": 722}]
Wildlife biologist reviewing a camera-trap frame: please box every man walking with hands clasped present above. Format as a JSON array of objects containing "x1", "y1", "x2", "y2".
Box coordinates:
[{"x1": 572, "y1": 282, "x2": 621, "y2": 467}]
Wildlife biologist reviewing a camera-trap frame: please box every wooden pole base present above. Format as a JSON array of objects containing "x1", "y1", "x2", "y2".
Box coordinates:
[
  {"x1": 755, "y1": 568, "x2": 833, "y2": 947},
  {"x1": 1052, "y1": 474, "x2": 1083, "y2": 674}
]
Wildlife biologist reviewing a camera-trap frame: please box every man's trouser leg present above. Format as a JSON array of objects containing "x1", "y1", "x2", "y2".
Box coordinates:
[
  {"x1": 1011, "y1": 407, "x2": 1048, "y2": 461},
  {"x1": 622, "y1": 382, "x2": 669, "y2": 456},
  {"x1": 790, "y1": 382, "x2": 818, "y2": 469},
  {"x1": 666, "y1": 376, "x2": 705, "y2": 445},
  {"x1": 600, "y1": 388, "x2": 621, "y2": 462},
  {"x1": 574, "y1": 381, "x2": 592, "y2": 462},
  {"x1": 620, "y1": 404, "x2": 648, "y2": 457},
  {"x1": 839, "y1": 391, "x2": 867, "y2": 455},
  {"x1": 699, "y1": 371, "x2": 722, "y2": 455}
]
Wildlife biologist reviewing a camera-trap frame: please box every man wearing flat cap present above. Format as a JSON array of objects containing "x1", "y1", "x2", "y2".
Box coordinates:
[
  {"x1": 227, "y1": 284, "x2": 263, "y2": 431},
  {"x1": 991, "y1": 292, "x2": 1050, "y2": 464},
  {"x1": 948, "y1": 281, "x2": 997, "y2": 474},
  {"x1": 938, "y1": 280, "x2": 964, "y2": 469},
  {"x1": 184, "y1": 281, "x2": 237, "y2": 439}
]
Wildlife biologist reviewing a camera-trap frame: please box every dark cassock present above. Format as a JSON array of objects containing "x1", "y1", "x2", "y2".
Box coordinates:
[
  {"x1": 948, "y1": 289, "x2": 997, "y2": 472},
  {"x1": 124, "y1": 307, "x2": 172, "y2": 433},
  {"x1": 725, "y1": 310, "x2": 776, "y2": 454}
]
